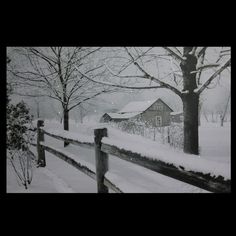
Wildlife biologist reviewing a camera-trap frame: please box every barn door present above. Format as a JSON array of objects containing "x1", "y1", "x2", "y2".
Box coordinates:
[{"x1": 156, "y1": 116, "x2": 162, "y2": 127}]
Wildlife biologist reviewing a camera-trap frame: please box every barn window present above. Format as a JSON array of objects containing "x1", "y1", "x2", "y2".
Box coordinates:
[
  {"x1": 156, "y1": 116, "x2": 162, "y2": 126},
  {"x1": 156, "y1": 105, "x2": 162, "y2": 111}
]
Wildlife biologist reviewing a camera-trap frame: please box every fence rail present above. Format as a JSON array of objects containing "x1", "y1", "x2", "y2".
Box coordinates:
[
  {"x1": 32, "y1": 120, "x2": 231, "y2": 193},
  {"x1": 43, "y1": 129, "x2": 94, "y2": 149},
  {"x1": 101, "y1": 143, "x2": 230, "y2": 193},
  {"x1": 40, "y1": 142, "x2": 97, "y2": 181}
]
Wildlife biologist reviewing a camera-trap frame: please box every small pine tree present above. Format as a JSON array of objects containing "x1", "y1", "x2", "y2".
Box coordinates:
[
  {"x1": 7, "y1": 78, "x2": 35, "y2": 189},
  {"x1": 7, "y1": 101, "x2": 33, "y2": 150}
]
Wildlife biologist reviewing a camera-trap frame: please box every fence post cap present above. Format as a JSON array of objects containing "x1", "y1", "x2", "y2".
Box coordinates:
[
  {"x1": 94, "y1": 128, "x2": 107, "y2": 136},
  {"x1": 37, "y1": 119, "x2": 44, "y2": 126}
]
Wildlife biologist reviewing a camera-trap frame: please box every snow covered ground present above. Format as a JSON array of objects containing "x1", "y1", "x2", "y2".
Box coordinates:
[
  {"x1": 199, "y1": 121, "x2": 231, "y2": 164},
  {"x1": 7, "y1": 119, "x2": 231, "y2": 193}
]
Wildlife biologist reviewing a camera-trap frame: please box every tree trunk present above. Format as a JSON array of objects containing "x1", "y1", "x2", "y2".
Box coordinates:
[
  {"x1": 62, "y1": 79, "x2": 69, "y2": 147},
  {"x1": 64, "y1": 109, "x2": 69, "y2": 147},
  {"x1": 220, "y1": 93, "x2": 230, "y2": 127},
  {"x1": 37, "y1": 106, "x2": 40, "y2": 119},
  {"x1": 220, "y1": 116, "x2": 224, "y2": 127},
  {"x1": 182, "y1": 93, "x2": 199, "y2": 155},
  {"x1": 34, "y1": 100, "x2": 40, "y2": 118},
  {"x1": 180, "y1": 47, "x2": 199, "y2": 155}
]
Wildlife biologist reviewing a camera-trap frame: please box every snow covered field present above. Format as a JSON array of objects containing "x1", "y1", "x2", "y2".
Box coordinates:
[
  {"x1": 199, "y1": 121, "x2": 230, "y2": 163},
  {"x1": 7, "y1": 119, "x2": 231, "y2": 193}
]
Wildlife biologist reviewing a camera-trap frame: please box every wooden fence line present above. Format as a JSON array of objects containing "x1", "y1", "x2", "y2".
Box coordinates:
[
  {"x1": 94, "y1": 128, "x2": 109, "y2": 193},
  {"x1": 33, "y1": 120, "x2": 230, "y2": 193},
  {"x1": 37, "y1": 120, "x2": 46, "y2": 167},
  {"x1": 101, "y1": 143, "x2": 231, "y2": 193},
  {"x1": 40, "y1": 141, "x2": 122, "y2": 193},
  {"x1": 40, "y1": 142, "x2": 97, "y2": 181},
  {"x1": 35, "y1": 120, "x2": 121, "y2": 193}
]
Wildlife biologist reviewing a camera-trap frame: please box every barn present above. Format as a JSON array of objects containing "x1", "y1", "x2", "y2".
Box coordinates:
[{"x1": 100, "y1": 98, "x2": 176, "y2": 127}]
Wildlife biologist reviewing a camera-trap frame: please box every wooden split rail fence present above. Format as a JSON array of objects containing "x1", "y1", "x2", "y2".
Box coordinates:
[{"x1": 30, "y1": 120, "x2": 231, "y2": 193}]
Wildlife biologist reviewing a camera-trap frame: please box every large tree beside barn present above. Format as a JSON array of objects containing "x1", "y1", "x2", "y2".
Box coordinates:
[{"x1": 76, "y1": 47, "x2": 231, "y2": 155}]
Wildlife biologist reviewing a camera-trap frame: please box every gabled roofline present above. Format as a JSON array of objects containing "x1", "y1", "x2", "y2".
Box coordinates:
[
  {"x1": 102, "y1": 97, "x2": 174, "y2": 120},
  {"x1": 141, "y1": 98, "x2": 174, "y2": 114},
  {"x1": 156, "y1": 98, "x2": 174, "y2": 112}
]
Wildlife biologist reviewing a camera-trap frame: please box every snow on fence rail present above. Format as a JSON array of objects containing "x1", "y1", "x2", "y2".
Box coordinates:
[
  {"x1": 101, "y1": 143, "x2": 230, "y2": 193},
  {"x1": 43, "y1": 128, "x2": 94, "y2": 149},
  {"x1": 32, "y1": 120, "x2": 231, "y2": 193}
]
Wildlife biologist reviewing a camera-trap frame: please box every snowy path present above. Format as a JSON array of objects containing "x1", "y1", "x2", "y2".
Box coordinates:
[
  {"x1": 7, "y1": 154, "x2": 97, "y2": 193},
  {"x1": 7, "y1": 159, "x2": 75, "y2": 193},
  {"x1": 30, "y1": 134, "x2": 209, "y2": 193},
  {"x1": 40, "y1": 168, "x2": 75, "y2": 193}
]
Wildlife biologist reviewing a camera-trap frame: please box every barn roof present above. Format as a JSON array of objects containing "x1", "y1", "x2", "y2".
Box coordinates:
[
  {"x1": 118, "y1": 99, "x2": 157, "y2": 113},
  {"x1": 118, "y1": 98, "x2": 174, "y2": 113},
  {"x1": 101, "y1": 98, "x2": 175, "y2": 121}
]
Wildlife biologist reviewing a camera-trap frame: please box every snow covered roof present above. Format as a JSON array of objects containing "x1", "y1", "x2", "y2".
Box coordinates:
[
  {"x1": 102, "y1": 98, "x2": 176, "y2": 121},
  {"x1": 107, "y1": 112, "x2": 141, "y2": 119},
  {"x1": 118, "y1": 100, "x2": 157, "y2": 113},
  {"x1": 170, "y1": 111, "x2": 183, "y2": 115}
]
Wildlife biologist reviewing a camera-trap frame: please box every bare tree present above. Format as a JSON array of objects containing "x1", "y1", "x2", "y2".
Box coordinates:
[
  {"x1": 8, "y1": 47, "x2": 115, "y2": 146},
  {"x1": 77, "y1": 47, "x2": 230, "y2": 155}
]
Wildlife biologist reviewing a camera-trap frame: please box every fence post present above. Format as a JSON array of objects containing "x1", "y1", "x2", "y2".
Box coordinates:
[
  {"x1": 94, "y1": 128, "x2": 109, "y2": 193},
  {"x1": 167, "y1": 126, "x2": 170, "y2": 144},
  {"x1": 37, "y1": 119, "x2": 46, "y2": 167}
]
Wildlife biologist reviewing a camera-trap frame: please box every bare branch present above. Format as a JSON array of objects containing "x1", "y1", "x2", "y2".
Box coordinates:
[
  {"x1": 197, "y1": 47, "x2": 207, "y2": 58},
  {"x1": 104, "y1": 62, "x2": 145, "y2": 79},
  {"x1": 216, "y1": 48, "x2": 231, "y2": 63},
  {"x1": 189, "y1": 47, "x2": 197, "y2": 56},
  {"x1": 29, "y1": 48, "x2": 57, "y2": 71},
  {"x1": 197, "y1": 58, "x2": 231, "y2": 94},
  {"x1": 12, "y1": 92, "x2": 48, "y2": 98},
  {"x1": 116, "y1": 47, "x2": 154, "y2": 74},
  {"x1": 173, "y1": 47, "x2": 182, "y2": 56},
  {"x1": 124, "y1": 48, "x2": 182, "y2": 97},
  {"x1": 68, "y1": 89, "x2": 109, "y2": 112},
  {"x1": 191, "y1": 63, "x2": 221, "y2": 74},
  {"x1": 162, "y1": 47, "x2": 186, "y2": 62},
  {"x1": 74, "y1": 65, "x2": 166, "y2": 90},
  {"x1": 196, "y1": 49, "x2": 206, "y2": 85}
]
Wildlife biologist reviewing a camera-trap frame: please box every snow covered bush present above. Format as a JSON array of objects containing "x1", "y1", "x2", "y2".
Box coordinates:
[{"x1": 7, "y1": 83, "x2": 36, "y2": 189}]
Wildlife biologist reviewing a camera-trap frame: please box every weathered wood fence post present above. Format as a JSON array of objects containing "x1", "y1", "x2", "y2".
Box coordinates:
[
  {"x1": 94, "y1": 128, "x2": 109, "y2": 193},
  {"x1": 167, "y1": 126, "x2": 170, "y2": 144},
  {"x1": 37, "y1": 119, "x2": 46, "y2": 167}
]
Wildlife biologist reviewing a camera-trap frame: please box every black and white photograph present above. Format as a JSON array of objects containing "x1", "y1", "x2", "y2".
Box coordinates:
[{"x1": 6, "y1": 47, "x2": 231, "y2": 193}]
